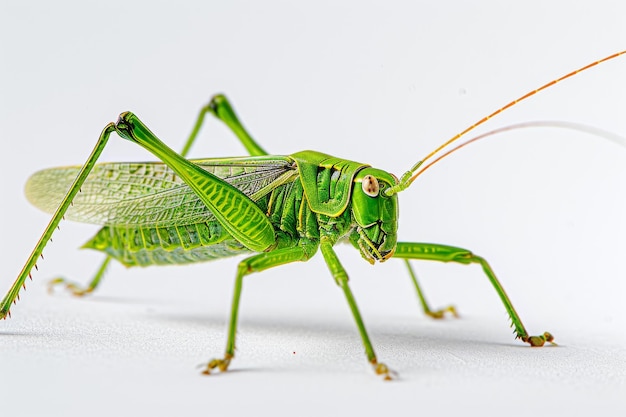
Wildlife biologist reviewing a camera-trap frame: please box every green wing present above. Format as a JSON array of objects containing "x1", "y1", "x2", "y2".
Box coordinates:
[{"x1": 25, "y1": 156, "x2": 298, "y2": 227}]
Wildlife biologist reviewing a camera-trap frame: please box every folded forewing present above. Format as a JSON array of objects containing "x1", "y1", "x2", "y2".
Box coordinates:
[{"x1": 25, "y1": 156, "x2": 297, "y2": 227}]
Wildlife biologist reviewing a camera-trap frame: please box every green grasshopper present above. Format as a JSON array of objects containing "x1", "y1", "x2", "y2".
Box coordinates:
[{"x1": 1, "y1": 51, "x2": 624, "y2": 380}]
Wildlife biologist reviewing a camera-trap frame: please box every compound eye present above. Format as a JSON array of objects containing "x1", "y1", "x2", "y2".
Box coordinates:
[{"x1": 362, "y1": 175, "x2": 379, "y2": 197}]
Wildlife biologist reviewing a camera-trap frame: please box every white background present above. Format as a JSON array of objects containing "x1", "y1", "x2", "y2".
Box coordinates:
[{"x1": 1, "y1": 1, "x2": 625, "y2": 415}]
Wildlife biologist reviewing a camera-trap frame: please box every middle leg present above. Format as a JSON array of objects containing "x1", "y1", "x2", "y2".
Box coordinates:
[{"x1": 203, "y1": 239, "x2": 318, "y2": 374}]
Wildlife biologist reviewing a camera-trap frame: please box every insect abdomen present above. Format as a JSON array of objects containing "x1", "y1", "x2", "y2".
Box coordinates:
[{"x1": 83, "y1": 221, "x2": 248, "y2": 266}]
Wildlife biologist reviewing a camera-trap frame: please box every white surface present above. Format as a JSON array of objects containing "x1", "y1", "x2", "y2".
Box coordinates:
[{"x1": 1, "y1": 1, "x2": 625, "y2": 416}]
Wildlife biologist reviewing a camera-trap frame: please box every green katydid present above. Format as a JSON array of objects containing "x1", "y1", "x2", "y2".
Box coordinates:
[{"x1": 1, "y1": 51, "x2": 624, "y2": 380}]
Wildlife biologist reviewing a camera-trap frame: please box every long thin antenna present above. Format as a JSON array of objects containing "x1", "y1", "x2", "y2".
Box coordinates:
[
  {"x1": 385, "y1": 50, "x2": 626, "y2": 196},
  {"x1": 412, "y1": 121, "x2": 626, "y2": 180}
]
